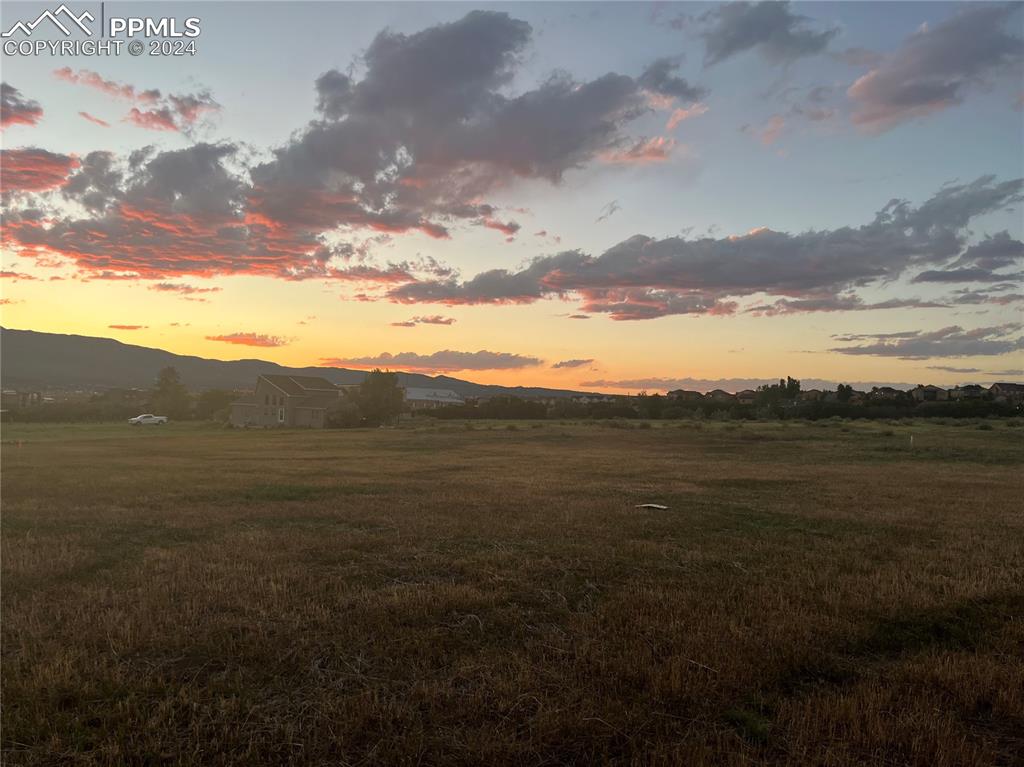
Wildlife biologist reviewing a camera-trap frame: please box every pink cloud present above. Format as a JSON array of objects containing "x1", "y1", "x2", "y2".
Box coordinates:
[
  {"x1": 54, "y1": 67, "x2": 160, "y2": 102},
  {"x1": 600, "y1": 137, "x2": 677, "y2": 165},
  {"x1": 125, "y1": 107, "x2": 178, "y2": 132},
  {"x1": 666, "y1": 103, "x2": 709, "y2": 130},
  {"x1": 206, "y1": 332, "x2": 288, "y2": 347},
  {"x1": 1, "y1": 148, "x2": 80, "y2": 192},
  {"x1": 78, "y1": 111, "x2": 110, "y2": 127}
]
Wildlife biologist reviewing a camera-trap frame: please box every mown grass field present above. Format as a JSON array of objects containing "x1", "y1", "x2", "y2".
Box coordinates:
[{"x1": 2, "y1": 419, "x2": 1022, "y2": 766}]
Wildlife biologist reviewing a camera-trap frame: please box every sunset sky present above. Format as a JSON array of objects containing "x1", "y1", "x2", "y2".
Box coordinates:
[{"x1": 1, "y1": 1, "x2": 1022, "y2": 392}]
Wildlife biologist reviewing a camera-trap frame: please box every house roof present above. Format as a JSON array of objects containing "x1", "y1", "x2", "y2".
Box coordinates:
[
  {"x1": 991, "y1": 382, "x2": 1024, "y2": 392},
  {"x1": 260, "y1": 374, "x2": 338, "y2": 395},
  {"x1": 292, "y1": 392, "x2": 341, "y2": 410},
  {"x1": 404, "y1": 387, "x2": 464, "y2": 403}
]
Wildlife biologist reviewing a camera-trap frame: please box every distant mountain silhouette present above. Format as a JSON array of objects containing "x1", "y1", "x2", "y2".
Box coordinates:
[{"x1": 0, "y1": 328, "x2": 591, "y2": 399}]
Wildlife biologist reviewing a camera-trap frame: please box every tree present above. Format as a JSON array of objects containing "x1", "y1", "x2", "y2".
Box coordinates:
[
  {"x1": 195, "y1": 389, "x2": 236, "y2": 421},
  {"x1": 325, "y1": 395, "x2": 361, "y2": 428},
  {"x1": 149, "y1": 366, "x2": 191, "y2": 419},
  {"x1": 837, "y1": 384, "x2": 853, "y2": 403},
  {"x1": 356, "y1": 369, "x2": 403, "y2": 425}
]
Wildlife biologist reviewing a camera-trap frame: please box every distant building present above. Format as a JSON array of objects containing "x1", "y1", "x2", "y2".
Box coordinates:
[
  {"x1": 949, "y1": 384, "x2": 988, "y2": 401},
  {"x1": 1, "y1": 390, "x2": 42, "y2": 409},
  {"x1": 404, "y1": 387, "x2": 465, "y2": 410},
  {"x1": 230, "y1": 375, "x2": 342, "y2": 428},
  {"x1": 705, "y1": 389, "x2": 736, "y2": 402},
  {"x1": 989, "y1": 382, "x2": 1024, "y2": 404},
  {"x1": 869, "y1": 386, "x2": 903, "y2": 401},
  {"x1": 911, "y1": 385, "x2": 949, "y2": 402},
  {"x1": 572, "y1": 394, "x2": 615, "y2": 404},
  {"x1": 736, "y1": 389, "x2": 757, "y2": 405},
  {"x1": 667, "y1": 389, "x2": 704, "y2": 402},
  {"x1": 798, "y1": 389, "x2": 823, "y2": 402}
]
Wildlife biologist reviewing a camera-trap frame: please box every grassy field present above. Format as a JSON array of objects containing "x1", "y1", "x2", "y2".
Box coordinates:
[{"x1": 2, "y1": 418, "x2": 1023, "y2": 766}]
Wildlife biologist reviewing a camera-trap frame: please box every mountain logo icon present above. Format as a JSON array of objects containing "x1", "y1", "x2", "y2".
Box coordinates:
[{"x1": 2, "y1": 4, "x2": 95, "y2": 37}]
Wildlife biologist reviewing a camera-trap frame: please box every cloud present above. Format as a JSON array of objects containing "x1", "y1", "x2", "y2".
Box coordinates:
[
  {"x1": 149, "y1": 282, "x2": 222, "y2": 295},
  {"x1": 390, "y1": 315, "x2": 456, "y2": 327},
  {"x1": 248, "y1": 11, "x2": 703, "y2": 242},
  {"x1": 125, "y1": 107, "x2": 178, "y2": 132},
  {"x1": 596, "y1": 200, "x2": 621, "y2": 222},
  {"x1": 324, "y1": 349, "x2": 543, "y2": 372},
  {"x1": 78, "y1": 111, "x2": 110, "y2": 127},
  {"x1": 637, "y1": 57, "x2": 707, "y2": 102},
  {"x1": 108, "y1": 324, "x2": 146, "y2": 330},
  {"x1": 53, "y1": 68, "x2": 218, "y2": 132},
  {"x1": 666, "y1": 102, "x2": 709, "y2": 130},
  {"x1": 831, "y1": 330, "x2": 920, "y2": 342},
  {"x1": 746, "y1": 295, "x2": 947, "y2": 316},
  {"x1": 912, "y1": 267, "x2": 1021, "y2": 283},
  {"x1": 1, "y1": 83, "x2": 43, "y2": 128},
  {"x1": 848, "y1": 5, "x2": 1024, "y2": 131},
  {"x1": 831, "y1": 323, "x2": 1024, "y2": 359},
  {"x1": 481, "y1": 217, "x2": 521, "y2": 236},
  {"x1": 600, "y1": 136, "x2": 677, "y2": 165},
  {"x1": 946, "y1": 285, "x2": 1024, "y2": 307},
  {"x1": 0, "y1": 270, "x2": 39, "y2": 280},
  {"x1": 950, "y1": 231, "x2": 1024, "y2": 270},
  {"x1": 206, "y1": 332, "x2": 289, "y2": 347},
  {"x1": 53, "y1": 68, "x2": 160, "y2": 102},
  {"x1": 1, "y1": 148, "x2": 79, "y2": 192},
  {"x1": 384, "y1": 176, "x2": 1024, "y2": 320},
  {"x1": 701, "y1": 2, "x2": 838, "y2": 66},
  {"x1": 3, "y1": 12, "x2": 707, "y2": 284},
  {"x1": 552, "y1": 358, "x2": 594, "y2": 369},
  {"x1": 927, "y1": 365, "x2": 982, "y2": 374},
  {"x1": 746, "y1": 114, "x2": 786, "y2": 145}
]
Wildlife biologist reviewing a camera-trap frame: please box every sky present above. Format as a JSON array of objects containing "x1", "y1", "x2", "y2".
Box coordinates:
[{"x1": 1, "y1": 1, "x2": 1022, "y2": 393}]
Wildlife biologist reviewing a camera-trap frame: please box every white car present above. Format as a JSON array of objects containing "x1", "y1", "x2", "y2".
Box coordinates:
[{"x1": 128, "y1": 414, "x2": 168, "y2": 426}]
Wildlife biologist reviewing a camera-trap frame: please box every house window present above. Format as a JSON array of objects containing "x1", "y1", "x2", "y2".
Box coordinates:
[
  {"x1": 278, "y1": 407, "x2": 285, "y2": 423},
  {"x1": 265, "y1": 394, "x2": 269, "y2": 404}
]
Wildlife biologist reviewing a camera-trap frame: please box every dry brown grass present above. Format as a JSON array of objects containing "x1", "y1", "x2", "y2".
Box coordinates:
[{"x1": 2, "y1": 419, "x2": 1022, "y2": 766}]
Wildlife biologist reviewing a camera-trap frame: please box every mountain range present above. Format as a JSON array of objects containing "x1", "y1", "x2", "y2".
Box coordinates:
[{"x1": 0, "y1": 328, "x2": 591, "y2": 399}]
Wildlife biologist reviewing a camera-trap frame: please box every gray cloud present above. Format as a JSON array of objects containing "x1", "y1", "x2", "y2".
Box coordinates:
[
  {"x1": 551, "y1": 358, "x2": 594, "y2": 369},
  {"x1": 831, "y1": 323, "x2": 1024, "y2": 359},
  {"x1": 927, "y1": 365, "x2": 982, "y2": 374},
  {"x1": 322, "y1": 349, "x2": 543, "y2": 372},
  {"x1": 596, "y1": 200, "x2": 621, "y2": 223},
  {"x1": 848, "y1": 5, "x2": 1024, "y2": 131},
  {"x1": 386, "y1": 176, "x2": 1023, "y2": 320},
  {"x1": 637, "y1": 57, "x2": 707, "y2": 101},
  {"x1": 1, "y1": 83, "x2": 43, "y2": 128},
  {"x1": 4, "y1": 12, "x2": 709, "y2": 284},
  {"x1": 747, "y1": 295, "x2": 948, "y2": 315},
  {"x1": 701, "y1": 2, "x2": 838, "y2": 66},
  {"x1": 950, "y1": 231, "x2": 1024, "y2": 270},
  {"x1": 249, "y1": 10, "x2": 704, "y2": 239},
  {"x1": 390, "y1": 315, "x2": 456, "y2": 327},
  {"x1": 912, "y1": 267, "x2": 1022, "y2": 283}
]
